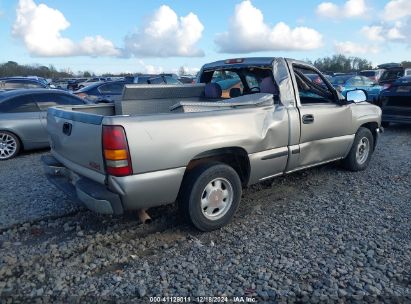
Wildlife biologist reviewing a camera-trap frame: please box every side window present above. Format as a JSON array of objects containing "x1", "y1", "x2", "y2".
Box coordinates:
[
  {"x1": 25, "y1": 81, "x2": 44, "y2": 88},
  {"x1": 54, "y1": 95, "x2": 85, "y2": 105},
  {"x1": 2, "y1": 80, "x2": 26, "y2": 90},
  {"x1": 33, "y1": 93, "x2": 59, "y2": 111},
  {"x1": 0, "y1": 96, "x2": 39, "y2": 113},
  {"x1": 293, "y1": 66, "x2": 335, "y2": 104},
  {"x1": 98, "y1": 83, "x2": 124, "y2": 94},
  {"x1": 148, "y1": 77, "x2": 165, "y2": 84},
  {"x1": 164, "y1": 76, "x2": 180, "y2": 84},
  {"x1": 135, "y1": 76, "x2": 150, "y2": 84},
  {"x1": 1, "y1": 80, "x2": 44, "y2": 89}
]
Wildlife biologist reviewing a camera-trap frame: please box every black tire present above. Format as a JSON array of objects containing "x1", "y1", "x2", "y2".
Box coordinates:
[
  {"x1": 342, "y1": 127, "x2": 374, "y2": 171},
  {"x1": 178, "y1": 162, "x2": 242, "y2": 231},
  {"x1": 381, "y1": 121, "x2": 390, "y2": 128},
  {"x1": 0, "y1": 131, "x2": 21, "y2": 160}
]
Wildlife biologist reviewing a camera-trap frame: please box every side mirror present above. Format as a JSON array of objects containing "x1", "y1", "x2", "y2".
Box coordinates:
[{"x1": 346, "y1": 89, "x2": 367, "y2": 103}]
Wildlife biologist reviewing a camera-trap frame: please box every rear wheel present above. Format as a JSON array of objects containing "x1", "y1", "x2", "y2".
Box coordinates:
[
  {"x1": 179, "y1": 162, "x2": 242, "y2": 231},
  {"x1": 342, "y1": 127, "x2": 374, "y2": 171},
  {"x1": 0, "y1": 131, "x2": 20, "y2": 160}
]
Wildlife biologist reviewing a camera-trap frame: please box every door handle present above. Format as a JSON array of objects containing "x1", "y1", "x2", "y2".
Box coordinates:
[
  {"x1": 302, "y1": 114, "x2": 314, "y2": 124},
  {"x1": 62, "y1": 122, "x2": 72, "y2": 136}
]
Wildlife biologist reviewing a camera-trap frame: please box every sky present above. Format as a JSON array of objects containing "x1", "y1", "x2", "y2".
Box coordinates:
[{"x1": 0, "y1": 0, "x2": 410, "y2": 74}]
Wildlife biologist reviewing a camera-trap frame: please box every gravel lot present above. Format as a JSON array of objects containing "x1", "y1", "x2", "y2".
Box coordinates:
[
  {"x1": 0, "y1": 149, "x2": 83, "y2": 229},
  {"x1": 0, "y1": 125, "x2": 410, "y2": 302}
]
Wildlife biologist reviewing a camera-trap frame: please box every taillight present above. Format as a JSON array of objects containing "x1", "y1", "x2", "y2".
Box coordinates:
[{"x1": 102, "y1": 125, "x2": 132, "y2": 176}]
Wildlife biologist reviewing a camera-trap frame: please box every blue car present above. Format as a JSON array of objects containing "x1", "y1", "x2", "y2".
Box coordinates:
[
  {"x1": 331, "y1": 75, "x2": 382, "y2": 103},
  {"x1": 379, "y1": 76, "x2": 411, "y2": 127}
]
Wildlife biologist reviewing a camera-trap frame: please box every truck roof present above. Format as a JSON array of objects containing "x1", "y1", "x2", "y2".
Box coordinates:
[{"x1": 202, "y1": 57, "x2": 277, "y2": 70}]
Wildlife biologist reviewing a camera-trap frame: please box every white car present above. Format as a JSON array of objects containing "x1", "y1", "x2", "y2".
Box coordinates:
[{"x1": 77, "y1": 77, "x2": 110, "y2": 89}]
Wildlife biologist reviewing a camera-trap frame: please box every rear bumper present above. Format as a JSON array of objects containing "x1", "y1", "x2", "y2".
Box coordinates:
[
  {"x1": 42, "y1": 155, "x2": 123, "y2": 214},
  {"x1": 42, "y1": 155, "x2": 185, "y2": 214}
]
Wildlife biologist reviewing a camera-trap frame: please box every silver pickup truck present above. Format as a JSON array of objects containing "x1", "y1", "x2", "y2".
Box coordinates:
[{"x1": 43, "y1": 57, "x2": 382, "y2": 231}]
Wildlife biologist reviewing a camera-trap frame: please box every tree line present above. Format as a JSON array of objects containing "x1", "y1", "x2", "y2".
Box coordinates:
[
  {"x1": 0, "y1": 61, "x2": 96, "y2": 79},
  {"x1": 1, "y1": 56, "x2": 410, "y2": 78}
]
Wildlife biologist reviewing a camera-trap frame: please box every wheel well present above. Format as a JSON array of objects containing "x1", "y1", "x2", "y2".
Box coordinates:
[
  {"x1": 359, "y1": 122, "x2": 378, "y2": 149},
  {"x1": 185, "y1": 147, "x2": 251, "y2": 187}
]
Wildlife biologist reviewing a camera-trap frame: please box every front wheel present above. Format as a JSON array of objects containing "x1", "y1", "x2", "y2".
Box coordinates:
[
  {"x1": 0, "y1": 131, "x2": 20, "y2": 160},
  {"x1": 179, "y1": 163, "x2": 242, "y2": 231},
  {"x1": 342, "y1": 127, "x2": 374, "y2": 171}
]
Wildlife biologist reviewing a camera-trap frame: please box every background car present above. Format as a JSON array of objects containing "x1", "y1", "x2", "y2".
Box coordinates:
[
  {"x1": 74, "y1": 80, "x2": 130, "y2": 103},
  {"x1": 67, "y1": 78, "x2": 87, "y2": 91},
  {"x1": 359, "y1": 69, "x2": 385, "y2": 82},
  {"x1": 50, "y1": 78, "x2": 70, "y2": 90},
  {"x1": 133, "y1": 74, "x2": 182, "y2": 85},
  {"x1": 0, "y1": 89, "x2": 87, "y2": 160},
  {"x1": 0, "y1": 77, "x2": 48, "y2": 90},
  {"x1": 377, "y1": 63, "x2": 404, "y2": 89},
  {"x1": 331, "y1": 75, "x2": 382, "y2": 103},
  {"x1": 77, "y1": 77, "x2": 110, "y2": 89},
  {"x1": 74, "y1": 75, "x2": 184, "y2": 103},
  {"x1": 178, "y1": 75, "x2": 196, "y2": 84},
  {"x1": 305, "y1": 73, "x2": 333, "y2": 87},
  {"x1": 379, "y1": 75, "x2": 411, "y2": 127}
]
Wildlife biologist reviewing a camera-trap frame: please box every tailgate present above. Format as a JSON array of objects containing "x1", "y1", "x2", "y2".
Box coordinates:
[{"x1": 47, "y1": 107, "x2": 106, "y2": 176}]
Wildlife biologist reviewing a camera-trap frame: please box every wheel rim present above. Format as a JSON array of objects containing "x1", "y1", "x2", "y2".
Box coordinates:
[
  {"x1": 355, "y1": 137, "x2": 370, "y2": 165},
  {"x1": 201, "y1": 177, "x2": 233, "y2": 221},
  {"x1": 0, "y1": 133, "x2": 17, "y2": 159}
]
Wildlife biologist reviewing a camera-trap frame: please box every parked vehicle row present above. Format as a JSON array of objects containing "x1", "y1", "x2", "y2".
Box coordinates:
[{"x1": 1, "y1": 60, "x2": 409, "y2": 161}]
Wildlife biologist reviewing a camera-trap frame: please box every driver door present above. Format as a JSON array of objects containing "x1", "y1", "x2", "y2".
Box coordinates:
[{"x1": 291, "y1": 65, "x2": 353, "y2": 170}]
